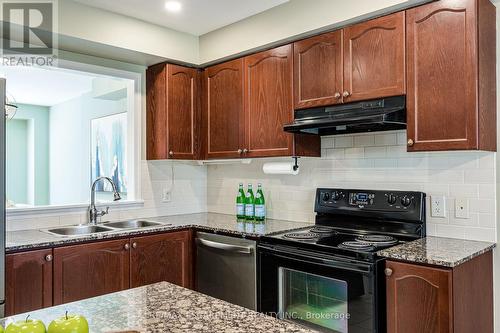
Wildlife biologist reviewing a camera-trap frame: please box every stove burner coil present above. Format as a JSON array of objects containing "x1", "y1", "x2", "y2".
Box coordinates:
[
  {"x1": 309, "y1": 226, "x2": 336, "y2": 234},
  {"x1": 283, "y1": 232, "x2": 320, "y2": 240},
  {"x1": 338, "y1": 241, "x2": 375, "y2": 251},
  {"x1": 356, "y1": 234, "x2": 398, "y2": 246}
]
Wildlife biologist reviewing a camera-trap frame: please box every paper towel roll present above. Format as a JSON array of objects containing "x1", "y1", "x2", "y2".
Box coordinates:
[{"x1": 262, "y1": 162, "x2": 299, "y2": 175}]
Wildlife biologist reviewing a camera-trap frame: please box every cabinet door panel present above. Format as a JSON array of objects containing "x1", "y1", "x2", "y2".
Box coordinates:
[
  {"x1": 294, "y1": 31, "x2": 343, "y2": 109},
  {"x1": 386, "y1": 261, "x2": 452, "y2": 333},
  {"x1": 167, "y1": 64, "x2": 199, "y2": 159},
  {"x1": 53, "y1": 240, "x2": 130, "y2": 305},
  {"x1": 204, "y1": 59, "x2": 245, "y2": 159},
  {"x1": 343, "y1": 12, "x2": 405, "y2": 102},
  {"x1": 146, "y1": 64, "x2": 167, "y2": 160},
  {"x1": 244, "y1": 45, "x2": 294, "y2": 157},
  {"x1": 130, "y1": 231, "x2": 192, "y2": 289},
  {"x1": 406, "y1": 0, "x2": 477, "y2": 151},
  {"x1": 6, "y1": 249, "x2": 53, "y2": 316}
]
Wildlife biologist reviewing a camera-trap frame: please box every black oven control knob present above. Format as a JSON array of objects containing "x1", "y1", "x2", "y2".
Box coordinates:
[
  {"x1": 401, "y1": 196, "x2": 412, "y2": 207},
  {"x1": 322, "y1": 192, "x2": 330, "y2": 201},
  {"x1": 332, "y1": 191, "x2": 341, "y2": 201},
  {"x1": 387, "y1": 193, "x2": 397, "y2": 205}
]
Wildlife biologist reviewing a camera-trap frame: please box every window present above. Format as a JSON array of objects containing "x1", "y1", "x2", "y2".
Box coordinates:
[{"x1": 4, "y1": 61, "x2": 140, "y2": 211}]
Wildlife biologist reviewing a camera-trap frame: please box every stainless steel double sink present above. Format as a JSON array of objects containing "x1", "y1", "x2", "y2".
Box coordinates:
[{"x1": 43, "y1": 220, "x2": 172, "y2": 237}]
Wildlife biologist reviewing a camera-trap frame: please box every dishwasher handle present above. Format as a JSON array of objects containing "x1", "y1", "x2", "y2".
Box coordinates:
[{"x1": 196, "y1": 238, "x2": 254, "y2": 254}]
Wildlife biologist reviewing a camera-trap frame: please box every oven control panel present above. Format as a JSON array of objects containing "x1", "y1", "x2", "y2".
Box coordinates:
[{"x1": 316, "y1": 188, "x2": 425, "y2": 215}]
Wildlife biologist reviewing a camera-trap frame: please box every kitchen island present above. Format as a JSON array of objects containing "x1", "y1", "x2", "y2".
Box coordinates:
[{"x1": 1, "y1": 282, "x2": 314, "y2": 333}]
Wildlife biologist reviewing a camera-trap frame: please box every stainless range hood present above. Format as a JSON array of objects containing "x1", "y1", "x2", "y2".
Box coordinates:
[{"x1": 284, "y1": 95, "x2": 406, "y2": 136}]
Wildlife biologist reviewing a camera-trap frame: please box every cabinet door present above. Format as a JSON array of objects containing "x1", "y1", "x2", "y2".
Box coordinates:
[
  {"x1": 53, "y1": 239, "x2": 130, "y2": 305},
  {"x1": 386, "y1": 261, "x2": 452, "y2": 333},
  {"x1": 167, "y1": 64, "x2": 199, "y2": 159},
  {"x1": 130, "y1": 231, "x2": 192, "y2": 289},
  {"x1": 343, "y1": 12, "x2": 405, "y2": 102},
  {"x1": 204, "y1": 59, "x2": 245, "y2": 159},
  {"x1": 244, "y1": 45, "x2": 294, "y2": 157},
  {"x1": 406, "y1": 0, "x2": 477, "y2": 151},
  {"x1": 6, "y1": 249, "x2": 53, "y2": 316},
  {"x1": 293, "y1": 31, "x2": 343, "y2": 109}
]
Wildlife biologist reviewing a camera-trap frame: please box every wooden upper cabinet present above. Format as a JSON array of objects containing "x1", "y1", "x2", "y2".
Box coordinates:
[
  {"x1": 203, "y1": 59, "x2": 245, "y2": 159},
  {"x1": 244, "y1": 45, "x2": 295, "y2": 157},
  {"x1": 130, "y1": 231, "x2": 193, "y2": 289},
  {"x1": 6, "y1": 249, "x2": 53, "y2": 316},
  {"x1": 386, "y1": 261, "x2": 452, "y2": 333},
  {"x1": 53, "y1": 239, "x2": 130, "y2": 305},
  {"x1": 293, "y1": 31, "x2": 343, "y2": 109},
  {"x1": 146, "y1": 63, "x2": 200, "y2": 160},
  {"x1": 406, "y1": 0, "x2": 496, "y2": 151},
  {"x1": 343, "y1": 12, "x2": 405, "y2": 102}
]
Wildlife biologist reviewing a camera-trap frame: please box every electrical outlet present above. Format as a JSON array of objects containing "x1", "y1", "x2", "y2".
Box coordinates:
[
  {"x1": 162, "y1": 188, "x2": 171, "y2": 202},
  {"x1": 430, "y1": 195, "x2": 446, "y2": 218},
  {"x1": 455, "y1": 198, "x2": 469, "y2": 219}
]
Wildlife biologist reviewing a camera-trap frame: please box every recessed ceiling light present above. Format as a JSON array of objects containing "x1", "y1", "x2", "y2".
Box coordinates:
[{"x1": 165, "y1": 1, "x2": 182, "y2": 12}]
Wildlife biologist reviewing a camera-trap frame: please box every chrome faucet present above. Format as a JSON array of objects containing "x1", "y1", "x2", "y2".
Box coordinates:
[{"x1": 89, "y1": 177, "x2": 122, "y2": 225}]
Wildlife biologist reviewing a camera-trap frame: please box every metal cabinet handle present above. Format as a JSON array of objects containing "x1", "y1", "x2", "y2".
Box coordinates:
[
  {"x1": 243, "y1": 148, "x2": 249, "y2": 154},
  {"x1": 45, "y1": 254, "x2": 53, "y2": 262},
  {"x1": 334, "y1": 92, "x2": 341, "y2": 99},
  {"x1": 196, "y1": 238, "x2": 253, "y2": 254},
  {"x1": 407, "y1": 139, "x2": 414, "y2": 147},
  {"x1": 132, "y1": 242, "x2": 137, "y2": 249},
  {"x1": 384, "y1": 268, "x2": 393, "y2": 277},
  {"x1": 124, "y1": 243, "x2": 130, "y2": 250},
  {"x1": 237, "y1": 149, "x2": 243, "y2": 154},
  {"x1": 342, "y1": 91, "x2": 351, "y2": 98},
  {"x1": 169, "y1": 150, "x2": 174, "y2": 156}
]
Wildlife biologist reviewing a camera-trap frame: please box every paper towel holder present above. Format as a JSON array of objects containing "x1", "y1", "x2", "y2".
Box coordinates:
[{"x1": 292, "y1": 157, "x2": 299, "y2": 172}]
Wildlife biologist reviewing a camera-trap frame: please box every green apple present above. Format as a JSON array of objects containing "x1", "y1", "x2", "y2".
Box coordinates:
[
  {"x1": 47, "y1": 312, "x2": 88, "y2": 333},
  {"x1": 5, "y1": 316, "x2": 46, "y2": 333}
]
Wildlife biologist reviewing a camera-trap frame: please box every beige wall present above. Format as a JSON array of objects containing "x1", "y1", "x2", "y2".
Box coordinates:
[{"x1": 198, "y1": 0, "x2": 428, "y2": 64}]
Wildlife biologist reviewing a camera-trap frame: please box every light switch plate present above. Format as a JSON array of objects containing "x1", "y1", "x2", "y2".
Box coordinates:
[
  {"x1": 455, "y1": 198, "x2": 469, "y2": 219},
  {"x1": 430, "y1": 195, "x2": 446, "y2": 218},
  {"x1": 162, "y1": 188, "x2": 171, "y2": 202}
]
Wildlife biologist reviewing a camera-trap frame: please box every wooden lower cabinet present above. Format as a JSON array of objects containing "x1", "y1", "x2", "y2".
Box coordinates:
[
  {"x1": 6, "y1": 249, "x2": 53, "y2": 316},
  {"x1": 386, "y1": 251, "x2": 493, "y2": 333},
  {"x1": 53, "y1": 239, "x2": 130, "y2": 305},
  {"x1": 130, "y1": 231, "x2": 192, "y2": 289}
]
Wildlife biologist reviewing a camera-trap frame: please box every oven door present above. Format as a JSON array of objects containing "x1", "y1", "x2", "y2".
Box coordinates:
[{"x1": 258, "y1": 244, "x2": 385, "y2": 333}]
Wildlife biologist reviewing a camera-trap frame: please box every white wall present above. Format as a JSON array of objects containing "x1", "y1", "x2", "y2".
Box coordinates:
[
  {"x1": 208, "y1": 131, "x2": 496, "y2": 242},
  {"x1": 198, "y1": 0, "x2": 428, "y2": 64}
]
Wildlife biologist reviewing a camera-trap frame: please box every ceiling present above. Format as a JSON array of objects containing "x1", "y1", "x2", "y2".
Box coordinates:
[
  {"x1": 73, "y1": 0, "x2": 289, "y2": 36},
  {"x1": 0, "y1": 66, "x2": 95, "y2": 106}
]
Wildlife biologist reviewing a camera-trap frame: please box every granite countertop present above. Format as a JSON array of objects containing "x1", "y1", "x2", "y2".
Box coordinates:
[
  {"x1": 377, "y1": 236, "x2": 496, "y2": 268},
  {"x1": 6, "y1": 213, "x2": 311, "y2": 253},
  {"x1": 1, "y1": 282, "x2": 314, "y2": 333}
]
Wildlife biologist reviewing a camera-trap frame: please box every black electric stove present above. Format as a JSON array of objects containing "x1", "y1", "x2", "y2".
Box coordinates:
[{"x1": 258, "y1": 188, "x2": 426, "y2": 333}]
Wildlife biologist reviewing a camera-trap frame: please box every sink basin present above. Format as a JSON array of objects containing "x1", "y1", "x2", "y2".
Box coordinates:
[
  {"x1": 103, "y1": 220, "x2": 169, "y2": 229},
  {"x1": 45, "y1": 225, "x2": 114, "y2": 237}
]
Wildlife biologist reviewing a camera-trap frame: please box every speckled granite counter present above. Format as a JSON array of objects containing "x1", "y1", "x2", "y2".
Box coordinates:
[
  {"x1": 377, "y1": 236, "x2": 496, "y2": 267},
  {"x1": 6, "y1": 213, "x2": 311, "y2": 253},
  {"x1": 1, "y1": 282, "x2": 314, "y2": 333}
]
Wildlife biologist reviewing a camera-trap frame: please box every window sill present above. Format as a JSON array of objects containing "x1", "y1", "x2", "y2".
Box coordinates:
[{"x1": 6, "y1": 200, "x2": 145, "y2": 219}]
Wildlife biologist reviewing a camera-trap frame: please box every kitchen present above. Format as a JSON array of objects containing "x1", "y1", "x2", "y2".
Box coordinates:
[{"x1": 0, "y1": 0, "x2": 498, "y2": 332}]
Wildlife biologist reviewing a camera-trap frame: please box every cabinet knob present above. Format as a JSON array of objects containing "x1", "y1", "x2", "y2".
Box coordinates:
[
  {"x1": 384, "y1": 268, "x2": 393, "y2": 277},
  {"x1": 45, "y1": 254, "x2": 53, "y2": 262},
  {"x1": 132, "y1": 242, "x2": 137, "y2": 249},
  {"x1": 342, "y1": 91, "x2": 351, "y2": 98},
  {"x1": 124, "y1": 243, "x2": 130, "y2": 250},
  {"x1": 237, "y1": 149, "x2": 243, "y2": 154},
  {"x1": 243, "y1": 149, "x2": 249, "y2": 154},
  {"x1": 334, "y1": 92, "x2": 341, "y2": 99},
  {"x1": 169, "y1": 150, "x2": 174, "y2": 156},
  {"x1": 407, "y1": 139, "x2": 414, "y2": 147}
]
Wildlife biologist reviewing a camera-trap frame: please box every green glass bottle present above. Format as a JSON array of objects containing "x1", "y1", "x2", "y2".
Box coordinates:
[
  {"x1": 236, "y1": 183, "x2": 245, "y2": 219},
  {"x1": 254, "y1": 183, "x2": 266, "y2": 221},
  {"x1": 245, "y1": 184, "x2": 255, "y2": 220}
]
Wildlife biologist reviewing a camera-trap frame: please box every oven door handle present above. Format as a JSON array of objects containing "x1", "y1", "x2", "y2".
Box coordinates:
[{"x1": 259, "y1": 245, "x2": 373, "y2": 273}]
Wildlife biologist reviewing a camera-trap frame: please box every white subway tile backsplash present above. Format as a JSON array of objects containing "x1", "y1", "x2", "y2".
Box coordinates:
[{"x1": 208, "y1": 130, "x2": 496, "y2": 242}]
